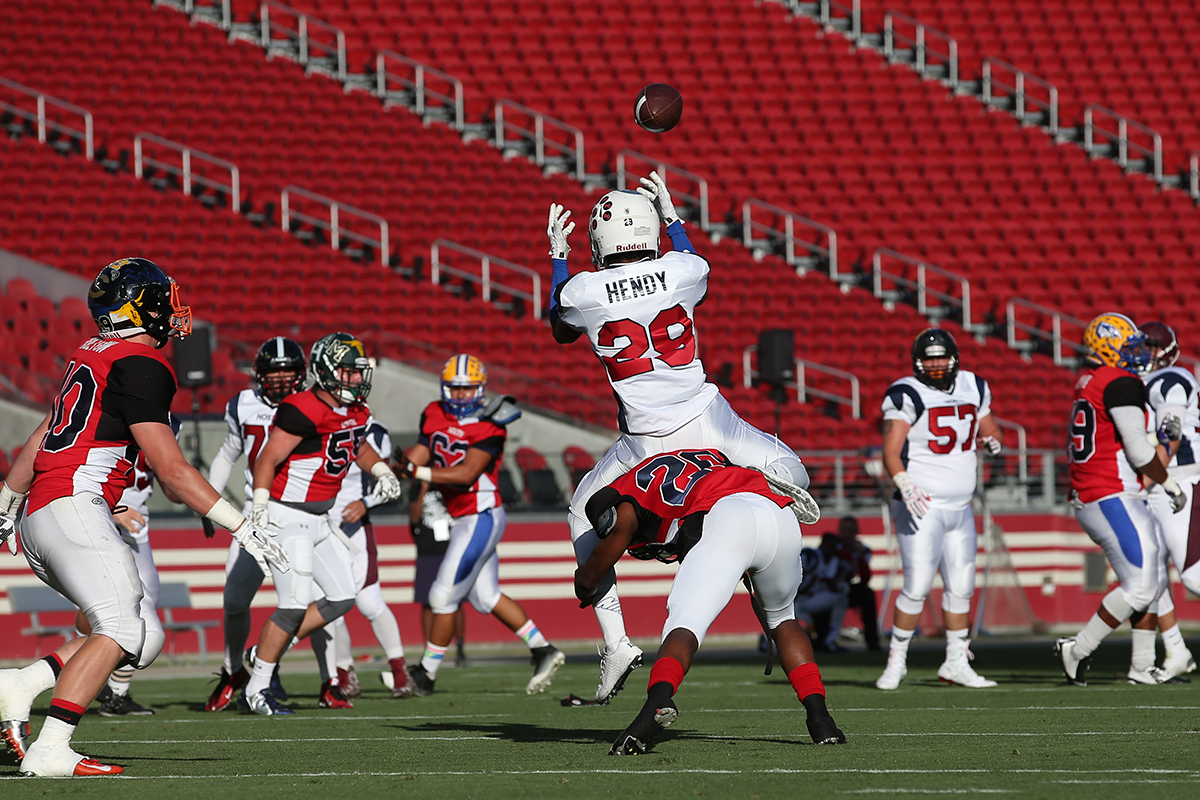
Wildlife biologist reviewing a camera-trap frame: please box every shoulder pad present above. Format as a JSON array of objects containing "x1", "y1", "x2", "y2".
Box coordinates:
[{"x1": 483, "y1": 394, "x2": 521, "y2": 425}]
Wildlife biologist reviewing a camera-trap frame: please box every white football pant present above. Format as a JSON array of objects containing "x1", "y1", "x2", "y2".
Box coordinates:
[
  {"x1": 890, "y1": 499, "x2": 978, "y2": 616},
  {"x1": 1147, "y1": 475, "x2": 1200, "y2": 597},
  {"x1": 265, "y1": 501, "x2": 357, "y2": 610},
  {"x1": 1076, "y1": 494, "x2": 1166, "y2": 613},
  {"x1": 427, "y1": 507, "x2": 506, "y2": 616}
]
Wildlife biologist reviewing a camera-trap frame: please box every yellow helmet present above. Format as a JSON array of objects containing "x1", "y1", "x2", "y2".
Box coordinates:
[
  {"x1": 1082, "y1": 312, "x2": 1150, "y2": 373},
  {"x1": 440, "y1": 354, "x2": 488, "y2": 417}
]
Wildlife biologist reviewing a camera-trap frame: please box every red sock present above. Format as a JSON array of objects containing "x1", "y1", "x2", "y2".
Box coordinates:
[
  {"x1": 788, "y1": 663, "x2": 825, "y2": 701},
  {"x1": 647, "y1": 657, "x2": 686, "y2": 695}
]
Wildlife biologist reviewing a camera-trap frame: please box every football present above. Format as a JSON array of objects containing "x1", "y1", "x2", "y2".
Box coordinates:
[{"x1": 634, "y1": 83, "x2": 683, "y2": 133}]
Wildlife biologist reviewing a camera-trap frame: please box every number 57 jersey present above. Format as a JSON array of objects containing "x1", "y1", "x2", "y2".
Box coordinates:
[
  {"x1": 881, "y1": 371, "x2": 993, "y2": 508},
  {"x1": 556, "y1": 250, "x2": 719, "y2": 437}
]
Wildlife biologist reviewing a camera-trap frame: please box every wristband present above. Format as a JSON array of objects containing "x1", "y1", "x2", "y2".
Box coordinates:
[
  {"x1": 414, "y1": 465, "x2": 433, "y2": 482},
  {"x1": 892, "y1": 471, "x2": 912, "y2": 491},
  {"x1": 205, "y1": 497, "x2": 247, "y2": 532},
  {"x1": 0, "y1": 483, "x2": 27, "y2": 515},
  {"x1": 252, "y1": 487, "x2": 270, "y2": 507},
  {"x1": 370, "y1": 461, "x2": 394, "y2": 480}
]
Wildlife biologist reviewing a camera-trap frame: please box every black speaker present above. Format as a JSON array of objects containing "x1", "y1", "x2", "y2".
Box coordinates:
[
  {"x1": 758, "y1": 329, "x2": 795, "y2": 385},
  {"x1": 173, "y1": 323, "x2": 213, "y2": 388}
]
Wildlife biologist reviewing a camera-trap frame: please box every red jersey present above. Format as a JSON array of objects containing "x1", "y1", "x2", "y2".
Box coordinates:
[
  {"x1": 417, "y1": 401, "x2": 507, "y2": 518},
  {"x1": 29, "y1": 337, "x2": 177, "y2": 514},
  {"x1": 270, "y1": 389, "x2": 370, "y2": 512},
  {"x1": 608, "y1": 449, "x2": 792, "y2": 562},
  {"x1": 1069, "y1": 365, "x2": 1148, "y2": 503}
]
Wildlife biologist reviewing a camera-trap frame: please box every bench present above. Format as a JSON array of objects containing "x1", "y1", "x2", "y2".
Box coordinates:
[
  {"x1": 8, "y1": 585, "x2": 79, "y2": 656},
  {"x1": 157, "y1": 582, "x2": 219, "y2": 667}
]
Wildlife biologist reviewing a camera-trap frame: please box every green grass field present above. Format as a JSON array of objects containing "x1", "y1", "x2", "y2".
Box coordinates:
[{"x1": 2, "y1": 638, "x2": 1198, "y2": 799}]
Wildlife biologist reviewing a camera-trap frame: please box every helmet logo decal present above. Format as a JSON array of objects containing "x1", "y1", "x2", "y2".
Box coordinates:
[{"x1": 1095, "y1": 321, "x2": 1123, "y2": 339}]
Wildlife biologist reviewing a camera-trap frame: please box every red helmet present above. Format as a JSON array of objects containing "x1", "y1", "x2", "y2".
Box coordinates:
[{"x1": 1139, "y1": 321, "x2": 1179, "y2": 371}]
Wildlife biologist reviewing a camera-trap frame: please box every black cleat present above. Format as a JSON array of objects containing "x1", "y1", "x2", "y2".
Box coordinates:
[
  {"x1": 609, "y1": 697, "x2": 678, "y2": 756},
  {"x1": 1055, "y1": 637, "x2": 1092, "y2": 687},
  {"x1": 806, "y1": 714, "x2": 847, "y2": 744},
  {"x1": 407, "y1": 663, "x2": 436, "y2": 697},
  {"x1": 97, "y1": 687, "x2": 155, "y2": 717}
]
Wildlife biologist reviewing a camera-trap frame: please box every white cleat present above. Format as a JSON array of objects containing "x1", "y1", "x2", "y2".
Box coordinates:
[
  {"x1": 1127, "y1": 665, "x2": 1182, "y2": 685},
  {"x1": 595, "y1": 638, "x2": 643, "y2": 705},
  {"x1": 1055, "y1": 637, "x2": 1091, "y2": 686},
  {"x1": 875, "y1": 650, "x2": 908, "y2": 690},
  {"x1": 20, "y1": 740, "x2": 123, "y2": 776},
  {"x1": 0, "y1": 668, "x2": 36, "y2": 759},
  {"x1": 527, "y1": 646, "x2": 567, "y2": 695},
  {"x1": 1163, "y1": 648, "x2": 1196, "y2": 679},
  {"x1": 937, "y1": 657, "x2": 997, "y2": 688}
]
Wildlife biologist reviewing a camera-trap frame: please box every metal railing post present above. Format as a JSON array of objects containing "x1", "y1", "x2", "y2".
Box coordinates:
[
  {"x1": 182, "y1": 149, "x2": 192, "y2": 196},
  {"x1": 330, "y1": 203, "x2": 339, "y2": 251}
]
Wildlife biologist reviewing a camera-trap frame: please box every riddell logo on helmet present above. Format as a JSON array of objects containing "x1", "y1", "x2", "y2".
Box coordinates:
[{"x1": 615, "y1": 243, "x2": 647, "y2": 252}]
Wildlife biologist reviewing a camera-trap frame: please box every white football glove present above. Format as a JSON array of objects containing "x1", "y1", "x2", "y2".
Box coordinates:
[
  {"x1": 977, "y1": 435, "x2": 1002, "y2": 456},
  {"x1": 232, "y1": 519, "x2": 290, "y2": 574},
  {"x1": 369, "y1": 462, "x2": 402, "y2": 505},
  {"x1": 251, "y1": 502, "x2": 270, "y2": 530},
  {"x1": 0, "y1": 515, "x2": 17, "y2": 556},
  {"x1": 0, "y1": 483, "x2": 25, "y2": 556},
  {"x1": 1156, "y1": 414, "x2": 1183, "y2": 448},
  {"x1": 636, "y1": 170, "x2": 681, "y2": 227},
  {"x1": 1162, "y1": 477, "x2": 1187, "y2": 514},
  {"x1": 547, "y1": 203, "x2": 574, "y2": 259},
  {"x1": 893, "y1": 471, "x2": 931, "y2": 522}
]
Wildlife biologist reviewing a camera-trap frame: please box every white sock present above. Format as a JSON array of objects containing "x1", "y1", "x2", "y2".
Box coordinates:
[
  {"x1": 35, "y1": 716, "x2": 75, "y2": 749},
  {"x1": 107, "y1": 669, "x2": 134, "y2": 698},
  {"x1": 334, "y1": 617, "x2": 353, "y2": 671},
  {"x1": 945, "y1": 628, "x2": 970, "y2": 662},
  {"x1": 245, "y1": 657, "x2": 277, "y2": 697},
  {"x1": 1074, "y1": 613, "x2": 1115, "y2": 659},
  {"x1": 889, "y1": 626, "x2": 915, "y2": 658},
  {"x1": 1161, "y1": 623, "x2": 1187, "y2": 653},
  {"x1": 369, "y1": 607, "x2": 405, "y2": 661},
  {"x1": 420, "y1": 641, "x2": 447, "y2": 679},
  {"x1": 1131, "y1": 628, "x2": 1157, "y2": 672},
  {"x1": 20, "y1": 659, "x2": 58, "y2": 696},
  {"x1": 592, "y1": 585, "x2": 628, "y2": 650},
  {"x1": 515, "y1": 620, "x2": 549, "y2": 649}
]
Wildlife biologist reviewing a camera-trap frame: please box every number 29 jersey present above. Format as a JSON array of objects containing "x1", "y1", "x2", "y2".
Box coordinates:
[
  {"x1": 556, "y1": 250, "x2": 719, "y2": 437},
  {"x1": 881, "y1": 371, "x2": 993, "y2": 508},
  {"x1": 1069, "y1": 366, "x2": 1147, "y2": 503},
  {"x1": 269, "y1": 389, "x2": 370, "y2": 513},
  {"x1": 417, "y1": 401, "x2": 507, "y2": 518}
]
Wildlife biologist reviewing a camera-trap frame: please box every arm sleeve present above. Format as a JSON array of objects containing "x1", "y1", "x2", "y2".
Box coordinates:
[
  {"x1": 206, "y1": 399, "x2": 243, "y2": 491},
  {"x1": 666, "y1": 220, "x2": 694, "y2": 253},
  {"x1": 106, "y1": 355, "x2": 176, "y2": 426},
  {"x1": 1111, "y1": 405, "x2": 1157, "y2": 468},
  {"x1": 549, "y1": 258, "x2": 570, "y2": 316},
  {"x1": 416, "y1": 409, "x2": 431, "y2": 448}
]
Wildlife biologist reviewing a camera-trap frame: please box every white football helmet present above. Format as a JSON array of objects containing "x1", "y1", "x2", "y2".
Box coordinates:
[{"x1": 588, "y1": 189, "x2": 660, "y2": 269}]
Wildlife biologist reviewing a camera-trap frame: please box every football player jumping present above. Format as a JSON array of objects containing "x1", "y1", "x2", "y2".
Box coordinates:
[
  {"x1": 876, "y1": 329, "x2": 1002, "y2": 690},
  {"x1": 1137, "y1": 321, "x2": 1197, "y2": 678},
  {"x1": 238, "y1": 333, "x2": 402, "y2": 714},
  {"x1": 397, "y1": 355, "x2": 566, "y2": 696},
  {"x1": 203, "y1": 336, "x2": 307, "y2": 712},
  {"x1": 576, "y1": 448, "x2": 845, "y2": 755},
  {"x1": 0, "y1": 258, "x2": 287, "y2": 776},
  {"x1": 547, "y1": 173, "x2": 809, "y2": 704},
  {"x1": 1057, "y1": 313, "x2": 1186, "y2": 686}
]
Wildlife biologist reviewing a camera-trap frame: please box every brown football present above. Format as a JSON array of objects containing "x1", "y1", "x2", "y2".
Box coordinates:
[{"x1": 634, "y1": 83, "x2": 683, "y2": 133}]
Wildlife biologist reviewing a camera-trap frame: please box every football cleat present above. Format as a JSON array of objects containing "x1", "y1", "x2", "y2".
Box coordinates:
[
  {"x1": 609, "y1": 697, "x2": 678, "y2": 756},
  {"x1": 937, "y1": 657, "x2": 997, "y2": 689},
  {"x1": 319, "y1": 681, "x2": 353, "y2": 709},
  {"x1": 0, "y1": 667, "x2": 37, "y2": 758},
  {"x1": 386, "y1": 658, "x2": 417, "y2": 699},
  {"x1": 875, "y1": 650, "x2": 908, "y2": 690},
  {"x1": 1163, "y1": 647, "x2": 1196, "y2": 679},
  {"x1": 337, "y1": 667, "x2": 362, "y2": 699},
  {"x1": 20, "y1": 741, "x2": 123, "y2": 777},
  {"x1": 204, "y1": 666, "x2": 250, "y2": 712},
  {"x1": 406, "y1": 664, "x2": 436, "y2": 697},
  {"x1": 595, "y1": 637, "x2": 644, "y2": 704},
  {"x1": 806, "y1": 714, "x2": 848, "y2": 745},
  {"x1": 1055, "y1": 637, "x2": 1092, "y2": 687},
  {"x1": 1127, "y1": 666, "x2": 1184, "y2": 685},
  {"x1": 527, "y1": 645, "x2": 567, "y2": 695},
  {"x1": 1, "y1": 720, "x2": 30, "y2": 761},
  {"x1": 245, "y1": 647, "x2": 289, "y2": 702},
  {"x1": 97, "y1": 686, "x2": 155, "y2": 716},
  {"x1": 239, "y1": 688, "x2": 294, "y2": 716}
]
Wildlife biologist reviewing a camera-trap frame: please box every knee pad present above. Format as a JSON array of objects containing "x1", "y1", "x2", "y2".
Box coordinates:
[
  {"x1": 764, "y1": 604, "x2": 797, "y2": 630},
  {"x1": 428, "y1": 581, "x2": 460, "y2": 616},
  {"x1": 1154, "y1": 588, "x2": 1176, "y2": 616},
  {"x1": 1180, "y1": 562, "x2": 1200, "y2": 597},
  {"x1": 270, "y1": 606, "x2": 307, "y2": 633},
  {"x1": 895, "y1": 591, "x2": 926, "y2": 617},
  {"x1": 468, "y1": 586, "x2": 501, "y2": 615},
  {"x1": 356, "y1": 584, "x2": 387, "y2": 621},
  {"x1": 138, "y1": 612, "x2": 165, "y2": 669},
  {"x1": 1103, "y1": 587, "x2": 1134, "y2": 622},
  {"x1": 316, "y1": 597, "x2": 355, "y2": 623},
  {"x1": 941, "y1": 591, "x2": 972, "y2": 615}
]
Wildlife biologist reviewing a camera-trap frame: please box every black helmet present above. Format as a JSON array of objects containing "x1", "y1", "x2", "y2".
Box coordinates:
[
  {"x1": 253, "y1": 336, "x2": 306, "y2": 406},
  {"x1": 912, "y1": 328, "x2": 960, "y2": 391},
  {"x1": 88, "y1": 257, "x2": 192, "y2": 348}
]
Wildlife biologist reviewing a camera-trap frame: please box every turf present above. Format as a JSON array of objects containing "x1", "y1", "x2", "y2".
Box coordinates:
[{"x1": 2, "y1": 638, "x2": 1198, "y2": 799}]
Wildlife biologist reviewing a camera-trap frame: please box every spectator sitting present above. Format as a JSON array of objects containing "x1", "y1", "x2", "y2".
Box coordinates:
[
  {"x1": 794, "y1": 533, "x2": 854, "y2": 652},
  {"x1": 836, "y1": 516, "x2": 880, "y2": 652}
]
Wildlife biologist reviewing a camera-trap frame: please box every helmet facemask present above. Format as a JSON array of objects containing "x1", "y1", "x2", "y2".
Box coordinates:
[{"x1": 440, "y1": 354, "x2": 488, "y2": 417}]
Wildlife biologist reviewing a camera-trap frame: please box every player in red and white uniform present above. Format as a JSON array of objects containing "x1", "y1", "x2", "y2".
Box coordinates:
[
  {"x1": 0, "y1": 258, "x2": 285, "y2": 777},
  {"x1": 397, "y1": 355, "x2": 566, "y2": 696},
  {"x1": 1137, "y1": 321, "x2": 1198, "y2": 678},
  {"x1": 1057, "y1": 313, "x2": 1187, "y2": 687},
  {"x1": 547, "y1": 173, "x2": 811, "y2": 703},
  {"x1": 239, "y1": 332, "x2": 402, "y2": 715},
  {"x1": 876, "y1": 329, "x2": 1003, "y2": 691},
  {"x1": 202, "y1": 336, "x2": 306, "y2": 712},
  {"x1": 576, "y1": 448, "x2": 844, "y2": 755}
]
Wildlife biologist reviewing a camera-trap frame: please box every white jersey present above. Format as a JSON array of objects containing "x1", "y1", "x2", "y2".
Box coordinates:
[
  {"x1": 557, "y1": 249, "x2": 719, "y2": 436},
  {"x1": 1143, "y1": 366, "x2": 1200, "y2": 479},
  {"x1": 881, "y1": 370, "x2": 993, "y2": 507},
  {"x1": 208, "y1": 389, "x2": 279, "y2": 501},
  {"x1": 329, "y1": 419, "x2": 392, "y2": 524}
]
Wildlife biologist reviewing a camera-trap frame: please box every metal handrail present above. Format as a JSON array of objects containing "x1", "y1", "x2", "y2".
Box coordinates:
[
  {"x1": 992, "y1": 416, "x2": 1028, "y2": 485},
  {"x1": 1084, "y1": 104, "x2": 1162, "y2": 182},
  {"x1": 884, "y1": 11, "x2": 958, "y2": 88},
  {"x1": 872, "y1": 248, "x2": 979, "y2": 332},
  {"x1": 431, "y1": 239, "x2": 543, "y2": 319},
  {"x1": 494, "y1": 100, "x2": 585, "y2": 181},
  {"x1": 163, "y1": 0, "x2": 232, "y2": 30},
  {"x1": 615, "y1": 150, "x2": 709, "y2": 231},
  {"x1": 742, "y1": 199, "x2": 839, "y2": 278},
  {"x1": 820, "y1": 0, "x2": 861, "y2": 41},
  {"x1": 280, "y1": 186, "x2": 389, "y2": 264},
  {"x1": 1190, "y1": 150, "x2": 1200, "y2": 200},
  {"x1": 375, "y1": 51, "x2": 464, "y2": 131},
  {"x1": 260, "y1": 0, "x2": 346, "y2": 82},
  {"x1": 0, "y1": 77, "x2": 93, "y2": 161},
  {"x1": 134, "y1": 133, "x2": 240, "y2": 213},
  {"x1": 981, "y1": 57, "x2": 1058, "y2": 134},
  {"x1": 1005, "y1": 298, "x2": 1088, "y2": 367},
  {"x1": 741, "y1": 346, "x2": 861, "y2": 418}
]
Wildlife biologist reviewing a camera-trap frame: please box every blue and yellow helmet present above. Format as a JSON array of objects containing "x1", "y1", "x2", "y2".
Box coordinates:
[
  {"x1": 1083, "y1": 312, "x2": 1150, "y2": 374},
  {"x1": 441, "y1": 354, "x2": 487, "y2": 417}
]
